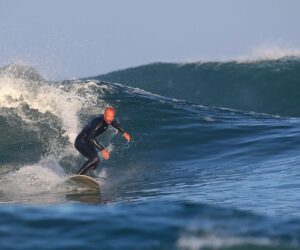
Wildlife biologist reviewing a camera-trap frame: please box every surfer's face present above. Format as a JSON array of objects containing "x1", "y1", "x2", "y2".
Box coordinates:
[{"x1": 104, "y1": 110, "x2": 115, "y2": 124}]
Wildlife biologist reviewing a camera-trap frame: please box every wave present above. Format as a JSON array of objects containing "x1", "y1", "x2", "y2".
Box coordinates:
[
  {"x1": 93, "y1": 57, "x2": 300, "y2": 117},
  {"x1": 1, "y1": 64, "x2": 300, "y2": 248},
  {"x1": 0, "y1": 64, "x2": 299, "y2": 217},
  {"x1": 0, "y1": 200, "x2": 299, "y2": 250}
]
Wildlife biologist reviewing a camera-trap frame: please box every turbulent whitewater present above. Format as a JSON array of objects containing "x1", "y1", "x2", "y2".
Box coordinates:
[{"x1": 0, "y1": 63, "x2": 300, "y2": 249}]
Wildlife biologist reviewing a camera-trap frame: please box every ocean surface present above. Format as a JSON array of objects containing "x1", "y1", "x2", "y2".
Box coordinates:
[
  {"x1": 0, "y1": 60, "x2": 300, "y2": 249},
  {"x1": 96, "y1": 57, "x2": 300, "y2": 117}
]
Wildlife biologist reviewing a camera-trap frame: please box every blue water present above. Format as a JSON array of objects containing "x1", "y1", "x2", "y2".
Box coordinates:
[
  {"x1": 96, "y1": 58, "x2": 300, "y2": 117},
  {"x1": 0, "y1": 63, "x2": 300, "y2": 249}
]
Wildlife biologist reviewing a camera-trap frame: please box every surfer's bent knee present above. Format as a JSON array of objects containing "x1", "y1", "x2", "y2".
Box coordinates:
[{"x1": 91, "y1": 155, "x2": 100, "y2": 165}]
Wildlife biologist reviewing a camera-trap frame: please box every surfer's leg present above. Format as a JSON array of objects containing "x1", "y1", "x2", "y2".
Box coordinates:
[
  {"x1": 76, "y1": 155, "x2": 100, "y2": 175},
  {"x1": 75, "y1": 136, "x2": 93, "y2": 158},
  {"x1": 75, "y1": 139, "x2": 100, "y2": 175},
  {"x1": 74, "y1": 136, "x2": 101, "y2": 175}
]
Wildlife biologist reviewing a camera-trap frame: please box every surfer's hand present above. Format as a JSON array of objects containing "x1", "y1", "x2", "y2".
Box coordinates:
[
  {"x1": 101, "y1": 149, "x2": 110, "y2": 160},
  {"x1": 123, "y1": 132, "x2": 131, "y2": 142}
]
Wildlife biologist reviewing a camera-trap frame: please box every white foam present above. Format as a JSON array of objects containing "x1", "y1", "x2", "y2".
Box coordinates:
[
  {"x1": 97, "y1": 168, "x2": 108, "y2": 185},
  {"x1": 0, "y1": 68, "x2": 112, "y2": 156},
  {"x1": 0, "y1": 157, "x2": 65, "y2": 195},
  {"x1": 0, "y1": 75, "x2": 80, "y2": 143},
  {"x1": 177, "y1": 45, "x2": 300, "y2": 66},
  {"x1": 237, "y1": 45, "x2": 300, "y2": 62},
  {"x1": 177, "y1": 234, "x2": 275, "y2": 250}
]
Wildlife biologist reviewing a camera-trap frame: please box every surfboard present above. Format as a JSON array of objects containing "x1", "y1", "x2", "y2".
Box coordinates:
[{"x1": 65, "y1": 175, "x2": 100, "y2": 191}]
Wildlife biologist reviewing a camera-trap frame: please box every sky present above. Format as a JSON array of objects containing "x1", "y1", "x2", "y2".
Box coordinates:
[{"x1": 0, "y1": 0, "x2": 300, "y2": 79}]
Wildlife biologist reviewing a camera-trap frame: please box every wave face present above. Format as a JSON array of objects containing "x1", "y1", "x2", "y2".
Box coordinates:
[
  {"x1": 0, "y1": 64, "x2": 300, "y2": 249},
  {"x1": 95, "y1": 57, "x2": 300, "y2": 117}
]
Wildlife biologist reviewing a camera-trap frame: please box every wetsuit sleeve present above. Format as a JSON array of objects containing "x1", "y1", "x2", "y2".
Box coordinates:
[
  {"x1": 94, "y1": 139, "x2": 105, "y2": 151},
  {"x1": 111, "y1": 120, "x2": 125, "y2": 134}
]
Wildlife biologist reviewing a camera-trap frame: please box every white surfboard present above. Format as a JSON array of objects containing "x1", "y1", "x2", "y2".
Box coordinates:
[{"x1": 65, "y1": 175, "x2": 100, "y2": 191}]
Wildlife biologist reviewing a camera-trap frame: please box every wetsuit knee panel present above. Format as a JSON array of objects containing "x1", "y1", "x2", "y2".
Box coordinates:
[{"x1": 90, "y1": 156, "x2": 100, "y2": 165}]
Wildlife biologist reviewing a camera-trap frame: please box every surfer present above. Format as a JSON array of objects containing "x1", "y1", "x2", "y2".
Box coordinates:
[{"x1": 74, "y1": 107, "x2": 131, "y2": 175}]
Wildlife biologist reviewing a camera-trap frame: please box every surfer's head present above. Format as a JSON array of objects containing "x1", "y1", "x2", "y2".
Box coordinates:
[{"x1": 104, "y1": 107, "x2": 115, "y2": 124}]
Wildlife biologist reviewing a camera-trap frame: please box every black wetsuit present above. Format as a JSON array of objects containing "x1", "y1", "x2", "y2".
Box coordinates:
[{"x1": 74, "y1": 115, "x2": 125, "y2": 175}]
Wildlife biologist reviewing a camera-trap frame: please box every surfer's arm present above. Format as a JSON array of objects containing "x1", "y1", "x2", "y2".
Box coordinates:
[
  {"x1": 94, "y1": 139, "x2": 109, "y2": 160},
  {"x1": 112, "y1": 120, "x2": 131, "y2": 142},
  {"x1": 93, "y1": 139, "x2": 105, "y2": 151},
  {"x1": 111, "y1": 120, "x2": 125, "y2": 134}
]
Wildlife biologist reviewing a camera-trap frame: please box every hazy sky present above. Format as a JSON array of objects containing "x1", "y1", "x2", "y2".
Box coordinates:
[{"x1": 0, "y1": 0, "x2": 299, "y2": 79}]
